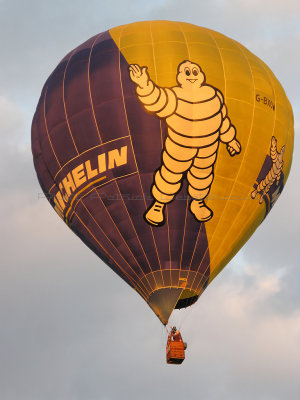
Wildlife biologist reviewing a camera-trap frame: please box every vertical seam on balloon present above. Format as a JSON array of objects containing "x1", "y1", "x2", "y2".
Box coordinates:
[
  {"x1": 150, "y1": 25, "x2": 170, "y2": 284},
  {"x1": 194, "y1": 40, "x2": 258, "y2": 292},
  {"x1": 160, "y1": 121, "x2": 172, "y2": 281},
  {"x1": 260, "y1": 60, "x2": 289, "y2": 146},
  {"x1": 177, "y1": 21, "x2": 193, "y2": 283},
  {"x1": 283, "y1": 109, "x2": 293, "y2": 180},
  {"x1": 67, "y1": 172, "x2": 136, "y2": 221},
  {"x1": 73, "y1": 210, "x2": 148, "y2": 300},
  {"x1": 49, "y1": 183, "x2": 56, "y2": 192},
  {"x1": 208, "y1": 32, "x2": 227, "y2": 97},
  {"x1": 186, "y1": 30, "x2": 227, "y2": 290},
  {"x1": 117, "y1": 25, "x2": 160, "y2": 287},
  {"x1": 68, "y1": 172, "x2": 138, "y2": 221},
  {"x1": 149, "y1": 21, "x2": 170, "y2": 287},
  {"x1": 208, "y1": 192, "x2": 261, "y2": 283},
  {"x1": 113, "y1": 181, "x2": 155, "y2": 292},
  {"x1": 208, "y1": 43, "x2": 278, "y2": 272},
  {"x1": 79, "y1": 198, "x2": 149, "y2": 298},
  {"x1": 62, "y1": 51, "x2": 80, "y2": 155},
  {"x1": 186, "y1": 222, "x2": 204, "y2": 278},
  {"x1": 93, "y1": 187, "x2": 153, "y2": 294},
  {"x1": 184, "y1": 29, "x2": 225, "y2": 292},
  {"x1": 117, "y1": 23, "x2": 162, "y2": 289},
  {"x1": 284, "y1": 104, "x2": 292, "y2": 161},
  {"x1": 206, "y1": 47, "x2": 282, "y2": 273},
  {"x1": 190, "y1": 31, "x2": 236, "y2": 292},
  {"x1": 43, "y1": 86, "x2": 62, "y2": 168},
  {"x1": 35, "y1": 98, "x2": 59, "y2": 197},
  {"x1": 179, "y1": 203, "x2": 188, "y2": 270},
  {"x1": 88, "y1": 33, "x2": 104, "y2": 144}
]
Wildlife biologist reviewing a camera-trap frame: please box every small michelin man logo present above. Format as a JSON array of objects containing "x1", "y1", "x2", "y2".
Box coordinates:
[
  {"x1": 129, "y1": 60, "x2": 241, "y2": 226},
  {"x1": 251, "y1": 136, "x2": 285, "y2": 214}
]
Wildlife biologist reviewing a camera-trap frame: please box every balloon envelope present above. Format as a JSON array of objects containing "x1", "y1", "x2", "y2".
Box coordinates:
[{"x1": 32, "y1": 21, "x2": 294, "y2": 324}]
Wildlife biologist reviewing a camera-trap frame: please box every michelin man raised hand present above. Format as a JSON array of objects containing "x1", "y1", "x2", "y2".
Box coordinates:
[{"x1": 129, "y1": 61, "x2": 241, "y2": 226}]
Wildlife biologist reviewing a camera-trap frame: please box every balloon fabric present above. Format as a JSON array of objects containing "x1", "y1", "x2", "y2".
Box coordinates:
[{"x1": 32, "y1": 21, "x2": 294, "y2": 325}]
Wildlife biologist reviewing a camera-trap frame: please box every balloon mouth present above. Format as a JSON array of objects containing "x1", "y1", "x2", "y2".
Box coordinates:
[
  {"x1": 175, "y1": 289, "x2": 199, "y2": 309},
  {"x1": 148, "y1": 288, "x2": 199, "y2": 325}
]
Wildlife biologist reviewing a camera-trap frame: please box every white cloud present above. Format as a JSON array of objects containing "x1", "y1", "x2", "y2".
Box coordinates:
[
  {"x1": 0, "y1": 96, "x2": 25, "y2": 145},
  {"x1": 241, "y1": 0, "x2": 300, "y2": 13}
]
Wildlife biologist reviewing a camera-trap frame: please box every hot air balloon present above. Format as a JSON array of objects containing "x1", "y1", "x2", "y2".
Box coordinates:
[{"x1": 32, "y1": 21, "x2": 294, "y2": 337}]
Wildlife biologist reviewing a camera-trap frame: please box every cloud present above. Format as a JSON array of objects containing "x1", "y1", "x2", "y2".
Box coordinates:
[
  {"x1": 0, "y1": 96, "x2": 25, "y2": 146},
  {"x1": 0, "y1": 96, "x2": 37, "y2": 201},
  {"x1": 0, "y1": 0, "x2": 165, "y2": 106},
  {"x1": 148, "y1": 0, "x2": 300, "y2": 113}
]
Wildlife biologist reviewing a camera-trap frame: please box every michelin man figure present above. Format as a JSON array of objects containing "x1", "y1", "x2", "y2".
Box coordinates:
[{"x1": 129, "y1": 60, "x2": 241, "y2": 226}]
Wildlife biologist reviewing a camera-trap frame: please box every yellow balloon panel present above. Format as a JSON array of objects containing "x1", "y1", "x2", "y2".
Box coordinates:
[{"x1": 110, "y1": 20, "x2": 293, "y2": 297}]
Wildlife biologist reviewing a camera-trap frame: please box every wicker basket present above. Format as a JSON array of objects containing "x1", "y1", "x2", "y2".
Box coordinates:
[{"x1": 166, "y1": 340, "x2": 185, "y2": 364}]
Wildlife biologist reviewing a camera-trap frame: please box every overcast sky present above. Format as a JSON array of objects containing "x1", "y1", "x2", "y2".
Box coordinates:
[{"x1": 0, "y1": 1, "x2": 299, "y2": 399}]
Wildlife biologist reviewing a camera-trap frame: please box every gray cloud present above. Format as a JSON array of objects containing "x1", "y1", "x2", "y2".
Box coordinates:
[
  {"x1": 0, "y1": 0, "x2": 164, "y2": 105},
  {"x1": 150, "y1": 0, "x2": 300, "y2": 101}
]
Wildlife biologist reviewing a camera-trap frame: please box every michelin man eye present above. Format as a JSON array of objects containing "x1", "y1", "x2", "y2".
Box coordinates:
[
  {"x1": 184, "y1": 67, "x2": 191, "y2": 76},
  {"x1": 192, "y1": 68, "x2": 198, "y2": 76}
]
